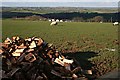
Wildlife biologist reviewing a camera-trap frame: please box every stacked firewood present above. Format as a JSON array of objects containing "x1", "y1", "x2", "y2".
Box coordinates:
[{"x1": 1, "y1": 36, "x2": 92, "y2": 80}]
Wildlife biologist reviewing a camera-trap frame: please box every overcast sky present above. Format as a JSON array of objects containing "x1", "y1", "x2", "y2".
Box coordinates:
[
  {"x1": 1, "y1": 0, "x2": 120, "y2": 7},
  {"x1": 1, "y1": 0, "x2": 120, "y2": 2}
]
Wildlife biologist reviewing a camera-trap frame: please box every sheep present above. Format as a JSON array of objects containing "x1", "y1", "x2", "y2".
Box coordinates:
[
  {"x1": 56, "y1": 19, "x2": 59, "y2": 22},
  {"x1": 50, "y1": 21, "x2": 58, "y2": 26},
  {"x1": 60, "y1": 20, "x2": 63, "y2": 22},
  {"x1": 113, "y1": 22, "x2": 119, "y2": 26},
  {"x1": 48, "y1": 19, "x2": 52, "y2": 22},
  {"x1": 51, "y1": 19, "x2": 55, "y2": 22}
]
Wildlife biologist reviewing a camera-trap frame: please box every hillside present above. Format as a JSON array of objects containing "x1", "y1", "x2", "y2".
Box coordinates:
[{"x1": 2, "y1": 7, "x2": 119, "y2": 22}]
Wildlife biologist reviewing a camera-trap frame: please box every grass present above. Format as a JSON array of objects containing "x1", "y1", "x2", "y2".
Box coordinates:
[
  {"x1": 2, "y1": 19, "x2": 119, "y2": 77},
  {"x1": 2, "y1": 19, "x2": 118, "y2": 49}
]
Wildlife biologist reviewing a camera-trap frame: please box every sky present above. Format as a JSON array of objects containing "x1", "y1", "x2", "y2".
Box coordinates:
[
  {"x1": 1, "y1": 0, "x2": 120, "y2": 2},
  {"x1": 1, "y1": 0, "x2": 120, "y2": 7}
]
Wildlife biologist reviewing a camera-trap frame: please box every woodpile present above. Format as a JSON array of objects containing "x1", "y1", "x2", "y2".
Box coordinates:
[{"x1": 1, "y1": 36, "x2": 93, "y2": 80}]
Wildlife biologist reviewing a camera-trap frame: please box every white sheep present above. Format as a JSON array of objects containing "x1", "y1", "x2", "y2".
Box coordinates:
[
  {"x1": 56, "y1": 19, "x2": 59, "y2": 22},
  {"x1": 48, "y1": 19, "x2": 52, "y2": 22},
  {"x1": 60, "y1": 20, "x2": 63, "y2": 22},
  {"x1": 51, "y1": 19, "x2": 55, "y2": 22},
  {"x1": 113, "y1": 22, "x2": 119, "y2": 26},
  {"x1": 50, "y1": 21, "x2": 57, "y2": 26}
]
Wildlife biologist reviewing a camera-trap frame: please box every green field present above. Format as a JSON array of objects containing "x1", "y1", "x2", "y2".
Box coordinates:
[{"x1": 2, "y1": 19, "x2": 119, "y2": 77}]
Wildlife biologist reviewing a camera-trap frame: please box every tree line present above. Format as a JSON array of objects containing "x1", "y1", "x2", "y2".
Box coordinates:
[{"x1": 2, "y1": 12, "x2": 119, "y2": 22}]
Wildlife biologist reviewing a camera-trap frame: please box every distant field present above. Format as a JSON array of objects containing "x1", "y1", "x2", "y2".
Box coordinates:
[
  {"x1": 2, "y1": 7, "x2": 118, "y2": 13},
  {"x1": 2, "y1": 19, "x2": 119, "y2": 77}
]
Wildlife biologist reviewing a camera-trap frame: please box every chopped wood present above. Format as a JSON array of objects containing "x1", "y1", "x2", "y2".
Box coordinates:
[{"x1": 1, "y1": 36, "x2": 93, "y2": 80}]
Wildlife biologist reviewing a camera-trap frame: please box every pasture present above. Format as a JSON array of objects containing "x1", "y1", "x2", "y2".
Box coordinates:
[{"x1": 2, "y1": 19, "x2": 119, "y2": 77}]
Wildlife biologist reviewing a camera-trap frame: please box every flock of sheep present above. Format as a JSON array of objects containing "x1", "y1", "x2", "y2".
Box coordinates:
[
  {"x1": 49, "y1": 19, "x2": 63, "y2": 26},
  {"x1": 49, "y1": 19, "x2": 119, "y2": 26}
]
